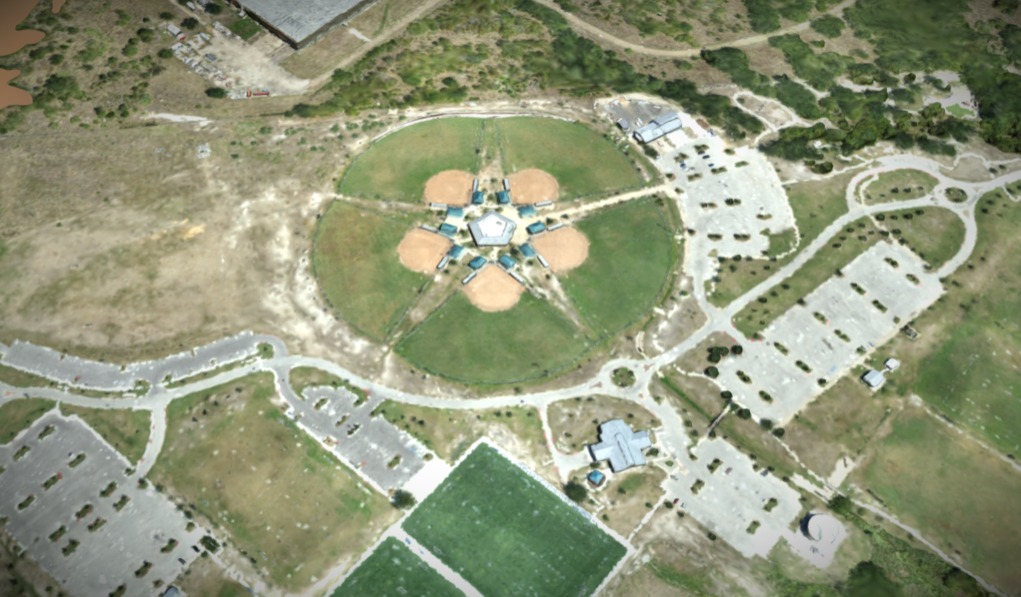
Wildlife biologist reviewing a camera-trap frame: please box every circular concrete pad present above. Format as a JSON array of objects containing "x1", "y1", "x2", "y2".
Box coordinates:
[
  {"x1": 508, "y1": 169, "x2": 559, "y2": 204},
  {"x1": 423, "y1": 170, "x2": 474, "y2": 206},
  {"x1": 398, "y1": 229, "x2": 452, "y2": 273},
  {"x1": 531, "y1": 227, "x2": 589, "y2": 273},
  {"x1": 463, "y1": 266, "x2": 524, "y2": 312}
]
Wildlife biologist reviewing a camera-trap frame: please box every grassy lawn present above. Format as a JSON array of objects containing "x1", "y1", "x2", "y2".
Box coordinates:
[
  {"x1": 548, "y1": 396, "x2": 660, "y2": 453},
  {"x1": 339, "y1": 118, "x2": 483, "y2": 202},
  {"x1": 880, "y1": 207, "x2": 965, "y2": 269},
  {"x1": 333, "y1": 537, "x2": 461, "y2": 597},
  {"x1": 0, "y1": 364, "x2": 56, "y2": 388},
  {"x1": 396, "y1": 292, "x2": 590, "y2": 385},
  {"x1": 709, "y1": 170, "x2": 855, "y2": 307},
  {"x1": 783, "y1": 378, "x2": 894, "y2": 476},
  {"x1": 734, "y1": 218, "x2": 884, "y2": 337},
  {"x1": 176, "y1": 555, "x2": 250, "y2": 597},
  {"x1": 564, "y1": 196, "x2": 677, "y2": 336},
  {"x1": 592, "y1": 467, "x2": 666, "y2": 536},
  {"x1": 149, "y1": 374, "x2": 395, "y2": 590},
  {"x1": 404, "y1": 444, "x2": 626, "y2": 597},
  {"x1": 496, "y1": 117, "x2": 644, "y2": 199},
  {"x1": 313, "y1": 202, "x2": 429, "y2": 341},
  {"x1": 375, "y1": 402, "x2": 545, "y2": 463},
  {"x1": 855, "y1": 409, "x2": 1021, "y2": 593},
  {"x1": 228, "y1": 16, "x2": 262, "y2": 40},
  {"x1": 0, "y1": 399, "x2": 55, "y2": 444},
  {"x1": 863, "y1": 170, "x2": 939, "y2": 204},
  {"x1": 60, "y1": 404, "x2": 150, "y2": 464},
  {"x1": 877, "y1": 189, "x2": 1021, "y2": 456}
]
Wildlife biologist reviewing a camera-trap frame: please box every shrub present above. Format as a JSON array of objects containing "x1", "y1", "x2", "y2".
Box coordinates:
[
  {"x1": 205, "y1": 87, "x2": 227, "y2": 98},
  {"x1": 564, "y1": 481, "x2": 588, "y2": 503}
]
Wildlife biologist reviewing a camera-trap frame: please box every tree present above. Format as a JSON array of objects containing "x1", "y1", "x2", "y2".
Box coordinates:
[
  {"x1": 205, "y1": 87, "x2": 227, "y2": 98},
  {"x1": 160, "y1": 11, "x2": 173, "y2": 20},
  {"x1": 205, "y1": 3, "x2": 223, "y2": 15},
  {"x1": 391, "y1": 490, "x2": 416, "y2": 509},
  {"x1": 564, "y1": 481, "x2": 587, "y2": 504},
  {"x1": 157, "y1": 48, "x2": 174, "y2": 59},
  {"x1": 759, "y1": 418, "x2": 774, "y2": 431},
  {"x1": 704, "y1": 366, "x2": 719, "y2": 378},
  {"x1": 181, "y1": 17, "x2": 199, "y2": 30}
]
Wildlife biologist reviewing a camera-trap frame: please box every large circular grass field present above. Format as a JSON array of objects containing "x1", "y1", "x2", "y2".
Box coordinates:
[{"x1": 338, "y1": 116, "x2": 648, "y2": 202}]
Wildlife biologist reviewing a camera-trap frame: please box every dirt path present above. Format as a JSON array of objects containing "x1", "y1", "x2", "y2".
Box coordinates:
[{"x1": 533, "y1": 0, "x2": 857, "y2": 58}]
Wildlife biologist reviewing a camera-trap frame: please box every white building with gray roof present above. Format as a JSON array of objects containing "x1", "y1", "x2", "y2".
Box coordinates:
[{"x1": 588, "y1": 419, "x2": 652, "y2": 472}]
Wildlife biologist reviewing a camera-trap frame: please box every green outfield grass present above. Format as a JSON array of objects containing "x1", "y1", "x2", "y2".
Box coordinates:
[
  {"x1": 497, "y1": 117, "x2": 644, "y2": 199},
  {"x1": 856, "y1": 410, "x2": 1021, "y2": 593},
  {"x1": 150, "y1": 375, "x2": 394, "y2": 590},
  {"x1": 0, "y1": 399, "x2": 55, "y2": 444},
  {"x1": 339, "y1": 118, "x2": 483, "y2": 202},
  {"x1": 396, "y1": 292, "x2": 590, "y2": 385},
  {"x1": 564, "y1": 196, "x2": 676, "y2": 336},
  {"x1": 404, "y1": 444, "x2": 626, "y2": 597},
  {"x1": 333, "y1": 538, "x2": 461, "y2": 597},
  {"x1": 61, "y1": 404, "x2": 150, "y2": 464},
  {"x1": 314, "y1": 202, "x2": 429, "y2": 341}
]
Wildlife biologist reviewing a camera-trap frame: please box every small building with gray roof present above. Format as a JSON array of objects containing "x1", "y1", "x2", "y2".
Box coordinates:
[
  {"x1": 468, "y1": 212, "x2": 516, "y2": 246},
  {"x1": 588, "y1": 419, "x2": 652, "y2": 473},
  {"x1": 229, "y1": 0, "x2": 371, "y2": 48}
]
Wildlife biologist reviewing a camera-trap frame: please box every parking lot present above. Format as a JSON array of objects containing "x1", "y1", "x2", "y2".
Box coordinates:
[
  {"x1": 0, "y1": 412, "x2": 206, "y2": 596},
  {"x1": 664, "y1": 439, "x2": 802, "y2": 558},
  {"x1": 287, "y1": 384, "x2": 430, "y2": 494},
  {"x1": 715, "y1": 241, "x2": 943, "y2": 422}
]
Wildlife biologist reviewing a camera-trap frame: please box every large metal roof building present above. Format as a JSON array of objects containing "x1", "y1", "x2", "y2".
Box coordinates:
[
  {"x1": 588, "y1": 419, "x2": 651, "y2": 473},
  {"x1": 231, "y1": 0, "x2": 370, "y2": 48},
  {"x1": 633, "y1": 111, "x2": 682, "y2": 144},
  {"x1": 468, "y1": 212, "x2": 516, "y2": 246}
]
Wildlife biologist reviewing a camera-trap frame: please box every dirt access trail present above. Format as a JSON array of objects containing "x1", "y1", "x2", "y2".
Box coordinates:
[{"x1": 532, "y1": 0, "x2": 857, "y2": 59}]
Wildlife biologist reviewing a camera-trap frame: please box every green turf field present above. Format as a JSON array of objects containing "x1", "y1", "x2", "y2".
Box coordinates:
[
  {"x1": 395, "y1": 292, "x2": 590, "y2": 385},
  {"x1": 497, "y1": 117, "x2": 643, "y2": 199},
  {"x1": 0, "y1": 399, "x2": 55, "y2": 444},
  {"x1": 404, "y1": 444, "x2": 626, "y2": 597},
  {"x1": 856, "y1": 410, "x2": 1021, "y2": 593},
  {"x1": 339, "y1": 118, "x2": 483, "y2": 202},
  {"x1": 314, "y1": 202, "x2": 429, "y2": 341},
  {"x1": 564, "y1": 196, "x2": 676, "y2": 336},
  {"x1": 333, "y1": 537, "x2": 461, "y2": 597}
]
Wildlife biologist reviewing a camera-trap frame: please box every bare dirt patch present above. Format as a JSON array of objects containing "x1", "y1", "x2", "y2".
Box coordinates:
[
  {"x1": 423, "y1": 169, "x2": 473, "y2": 205},
  {"x1": 462, "y1": 266, "x2": 524, "y2": 311},
  {"x1": 397, "y1": 228, "x2": 451, "y2": 273},
  {"x1": 532, "y1": 227, "x2": 590, "y2": 273},
  {"x1": 508, "y1": 168, "x2": 559, "y2": 204}
]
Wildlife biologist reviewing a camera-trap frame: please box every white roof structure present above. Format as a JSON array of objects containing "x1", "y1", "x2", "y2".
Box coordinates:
[
  {"x1": 862, "y1": 368, "x2": 885, "y2": 389},
  {"x1": 588, "y1": 419, "x2": 651, "y2": 472},
  {"x1": 634, "y1": 111, "x2": 682, "y2": 143},
  {"x1": 468, "y1": 212, "x2": 516, "y2": 246},
  {"x1": 884, "y1": 358, "x2": 901, "y2": 371},
  {"x1": 804, "y1": 513, "x2": 845, "y2": 545},
  {"x1": 235, "y1": 0, "x2": 369, "y2": 48}
]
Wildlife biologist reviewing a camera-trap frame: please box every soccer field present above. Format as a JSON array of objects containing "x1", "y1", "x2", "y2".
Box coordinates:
[
  {"x1": 403, "y1": 444, "x2": 627, "y2": 596},
  {"x1": 333, "y1": 537, "x2": 461, "y2": 597}
]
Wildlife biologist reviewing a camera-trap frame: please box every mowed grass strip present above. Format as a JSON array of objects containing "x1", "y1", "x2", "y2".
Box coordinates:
[
  {"x1": 404, "y1": 444, "x2": 626, "y2": 597},
  {"x1": 333, "y1": 537, "x2": 462, "y2": 597},
  {"x1": 497, "y1": 117, "x2": 643, "y2": 199},
  {"x1": 0, "y1": 399, "x2": 55, "y2": 444},
  {"x1": 564, "y1": 196, "x2": 676, "y2": 336},
  {"x1": 149, "y1": 374, "x2": 395, "y2": 590},
  {"x1": 396, "y1": 292, "x2": 590, "y2": 385},
  {"x1": 60, "y1": 404, "x2": 150, "y2": 464},
  {"x1": 314, "y1": 202, "x2": 429, "y2": 341},
  {"x1": 863, "y1": 169, "x2": 939, "y2": 204},
  {"x1": 339, "y1": 118, "x2": 482, "y2": 202},
  {"x1": 856, "y1": 409, "x2": 1021, "y2": 593}
]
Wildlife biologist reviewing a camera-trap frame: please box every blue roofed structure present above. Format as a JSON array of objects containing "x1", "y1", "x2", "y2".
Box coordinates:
[
  {"x1": 519, "y1": 243, "x2": 537, "y2": 258},
  {"x1": 526, "y1": 222, "x2": 547, "y2": 235},
  {"x1": 447, "y1": 206, "x2": 465, "y2": 219},
  {"x1": 448, "y1": 244, "x2": 465, "y2": 259},
  {"x1": 588, "y1": 419, "x2": 652, "y2": 473},
  {"x1": 468, "y1": 256, "x2": 487, "y2": 270},
  {"x1": 497, "y1": 190, "x2": 511, "y2": 205},
  {"x1": 517, "y1": 205, "x2": 537, "y2": 218},
  {"x1": 587, "y1": 470, "x2": 606, "y2": 487},
  {"x1": 471, "y1": 190, "x2": 485, "y2": 205},
  {"x1": 438, "y1": 223, "x2": 458, "y2": 237},
  {"x1": 498, "y1": 255, "x2": 516, "y2": 270}
]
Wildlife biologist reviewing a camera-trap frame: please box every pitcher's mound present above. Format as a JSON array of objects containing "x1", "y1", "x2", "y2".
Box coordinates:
[
  {"x1": 398, "y1": 229, "x2": 452, "y2": 273},
  {"x1": 532, "y1": 227, "x2": 589, "y2": 273},
  {"x1": 463, "y1": 266, "x2": 524, "y2": 312},
  {"x1": 508, "y1": 169, "x2": 559, "y2": 204},
  {"x1": 424, "y1": 170, "x2": 474, "y2": 206}
]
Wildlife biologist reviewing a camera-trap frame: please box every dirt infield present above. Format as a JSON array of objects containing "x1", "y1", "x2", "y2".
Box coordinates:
[
  {"x1": 532, "y1": 227, "x2": 589, "y2": 273},
  {"x1": 397, "y1": 229, "x2": 452, "y2": 273},
  {"x1": 423, "y1": 170, "x2": 474, "y2": 206},
  {"x1": 463, "y1": 266, "x2": 524, "y2": 312},
  {"x1": 508, "y1": 169, "x2": 559, "y2": 204}
]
